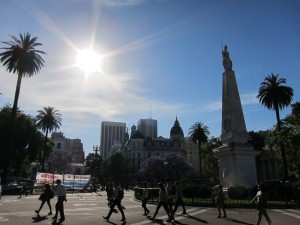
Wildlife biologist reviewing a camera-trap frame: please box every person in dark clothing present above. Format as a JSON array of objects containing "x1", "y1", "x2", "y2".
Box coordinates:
[
  {"x1": 250, "y1": 184, "x2": 272, "y2": 225},
  {"x1": 103, "y1": 181, "x2": 126, "y2": 222},
  {"x1": 35, "y1": 184, "x2": 53, "y2": 216},
  {"x1": 142, "y1": 182, "x2": 150, "y2": 215},
  {"x1": 215, "y1": 185, "x2": 226, "y2": 218},
  {"x1": 173, "y1": 181, "x2": 186, "y2": 215},
  {"x1": 152, "y1": 182, "x2": 173, "y2": 222},
  {"x1": 19, "y1": 182, "x2": 28, "y2": 198}
]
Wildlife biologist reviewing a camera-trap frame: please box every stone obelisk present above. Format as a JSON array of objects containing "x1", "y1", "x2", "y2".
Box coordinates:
[{"x1": 215, "y1": 45, "x2": 259, "y2": 188}]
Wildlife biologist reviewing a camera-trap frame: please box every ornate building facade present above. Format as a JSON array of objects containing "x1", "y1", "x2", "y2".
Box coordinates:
[{"x1": 120, "y1": 117, "x2": 187, "y2": 181}]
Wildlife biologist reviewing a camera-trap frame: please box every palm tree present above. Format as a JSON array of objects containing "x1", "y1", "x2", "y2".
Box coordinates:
[
  {"x1": 0, "y1": 33, "x2": 45, "y2": 180},
  {"x1": 36, "y1": 106, "x2": 62, "y2": 172},
  {"x1": 188, "y1": 122, "x2": 210, "y2": 179},
  {"x1": 257, "y1": 73, "x2": 294, "y2": 179},
  {"x1": 0, "y1": 32, "x2": 45, "y2": 128}
]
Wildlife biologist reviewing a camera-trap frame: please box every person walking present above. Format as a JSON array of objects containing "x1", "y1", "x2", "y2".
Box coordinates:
[
  {"x1": 53, "y1": 179, "x2": 67, "y2": 223},
  {"x1": 103, "y1": 181, "x2": 126, "y2": 222},
  {"x1": 35, "y1": 184, "x2": 53, "y2": 216},
  {"x1": 152, "y1": 182, "x2": 173, "y2": 222},
  {"x1": 215, "y1": 184, "x2": 226, "y2": 218},
  {"x1": 165, "y1": 178, "x2": 175, "y2": 219},
  {"x1": 19, "y1": 182, "x2": 28, "y2": 198},
  {"x1": 250, "y1": 183, "x2": 272, "y2": 225},
  {"x1": 142, "y1": 182, "x2": 150, "y2": 215},
  {"x1": 173, "y1": 181, "x2": 186, "y2": 215}
]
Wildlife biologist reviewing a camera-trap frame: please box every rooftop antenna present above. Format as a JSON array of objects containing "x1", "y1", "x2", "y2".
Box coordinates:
[{"x1": 150, "y1": 103, "x2": 152, "y2": 119}]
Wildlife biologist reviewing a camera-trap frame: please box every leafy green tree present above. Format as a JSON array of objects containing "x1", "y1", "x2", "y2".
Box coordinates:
[
  {"x1": 188, "y1": 122, "x2": 210, "y2": 179},
  {"x1": 0, "y1": 105, "x2": 44, "y2": 180},
  {"x1": 36, "y1": 106, "x2": 62, "y2": 172},
  {"x1": 248, "y1": 131, "x2": 266, "y2": 150},
  {"x1": 257, "y1": 73, "x2": 294, "y2": 179},
  {"x1": 267, "y1": 102, "x2": 300, "y2": 178},
  {"x1": 85, "y1": 153, "x2": 103, "y2": 182},
  {"x1": 202, "y1": 137, "x2": 222, "y2": 181},
  {"x1": 102, "y1": 152, "x2": 128, "y2": 182}
]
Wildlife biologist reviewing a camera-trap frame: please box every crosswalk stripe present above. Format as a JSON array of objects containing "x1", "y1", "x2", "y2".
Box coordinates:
[{"x1": 273, "y1": 209, "x2": 300, "y2": 219}]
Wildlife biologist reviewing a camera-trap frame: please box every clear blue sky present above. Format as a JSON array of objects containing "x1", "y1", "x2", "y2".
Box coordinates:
[{"x1": 1, "y1": 0, "x2": 299, "y2": 155}]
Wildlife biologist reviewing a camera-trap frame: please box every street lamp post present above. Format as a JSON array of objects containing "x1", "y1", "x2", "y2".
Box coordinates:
[{"x1": 163, "y1": 161, "x2": 168, "y2": 181}]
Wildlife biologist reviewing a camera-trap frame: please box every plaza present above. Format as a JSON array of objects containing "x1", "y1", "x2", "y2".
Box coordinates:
[{"x1": 0, "y1": 190, "x2": 299, "y2": 225}]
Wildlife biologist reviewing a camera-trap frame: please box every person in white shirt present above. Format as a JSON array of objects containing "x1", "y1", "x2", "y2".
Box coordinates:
[{"x1": 53, "y1": 179, "x2": 67, "y2": 222}]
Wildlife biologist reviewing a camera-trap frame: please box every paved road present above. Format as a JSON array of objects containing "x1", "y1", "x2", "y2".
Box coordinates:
[{"x1": 0, "y1": 190, "x2": 299, "y2": 225}]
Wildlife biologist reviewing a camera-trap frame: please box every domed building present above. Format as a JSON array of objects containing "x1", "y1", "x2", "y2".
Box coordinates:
[{"x1": 121, "y1": 117, "x2": 186, "y2": 181}]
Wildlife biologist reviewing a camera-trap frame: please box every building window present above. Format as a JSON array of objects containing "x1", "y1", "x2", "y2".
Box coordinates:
[
  {"x1": 148, "y1": 153, "x2": 151, "y2": 158},
  {"x1": 138, "y1": 152, "x2": 140, "y2": 157},
  {"x1": 57, "y1": 143, "x2": 61, "y2": 149}
]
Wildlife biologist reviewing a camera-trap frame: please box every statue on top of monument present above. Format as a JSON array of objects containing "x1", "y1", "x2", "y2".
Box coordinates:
[{"x1": 222, "y1": 45, "x2": 233, "y2": 72}]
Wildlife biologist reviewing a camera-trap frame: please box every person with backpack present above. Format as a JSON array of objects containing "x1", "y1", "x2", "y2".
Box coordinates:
[
  {"x1": 103, "y1": 181, "x2": 126, "y2": 222},
  {"x1": 142, "y1": 182, "x2": 150, "y2": 215},
  {"x1": 35, "y1": 184, "x2": 54, "y2": 216},
  {"x1": 173, "y1": 180, "x2": 186, "y2": 215},
  {"x1": 250, "y1": 183, "x2": 272, "y2": 225}
]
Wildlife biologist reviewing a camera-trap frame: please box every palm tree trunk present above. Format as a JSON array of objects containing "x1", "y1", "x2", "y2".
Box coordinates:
[
  {"x1": 41, "y1": 129, "x2": 49, "y2": 172},
  {"x1": 2, "y1": 74, "x2": 23, "y2": 183},
  {"x1": 198, "y1": 142, "x2": 203, "y2": 180},
  {"x1": 275, "y1": 107, "x2": 289, "y2": 179}
]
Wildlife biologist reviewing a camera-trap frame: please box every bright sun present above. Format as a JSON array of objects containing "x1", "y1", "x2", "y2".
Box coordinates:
[{"x1": 76, "y1": 49, "x2": 102, "y2": 73}]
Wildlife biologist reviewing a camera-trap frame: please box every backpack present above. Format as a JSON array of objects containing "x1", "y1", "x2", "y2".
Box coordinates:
[
  {"x1": 170, "y1": 185, "x2": 177, "y2": 196},
  {"x1": 118, "y1": 188, "x2": 124, "y2": 200}
]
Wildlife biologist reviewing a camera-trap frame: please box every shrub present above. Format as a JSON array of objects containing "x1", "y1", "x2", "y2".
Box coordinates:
[{"x1": 228, "y1": 186, "x2": 247, "y2": 199}]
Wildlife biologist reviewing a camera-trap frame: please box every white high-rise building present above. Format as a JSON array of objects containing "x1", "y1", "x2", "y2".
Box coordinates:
[{"x1": 100, "y1": 121, "x2": 126, "y2": 159}]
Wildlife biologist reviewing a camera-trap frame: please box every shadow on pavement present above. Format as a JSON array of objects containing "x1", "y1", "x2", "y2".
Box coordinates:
[
  {"x1": 184, "y1": 214, "x2": 208, "y2": 224},
  {"x1": 223, "y1": 217, "x2": 255, "y2": 225},
  {"x1": 32, "y1": 215, "x2": 48, "y2": 223}
]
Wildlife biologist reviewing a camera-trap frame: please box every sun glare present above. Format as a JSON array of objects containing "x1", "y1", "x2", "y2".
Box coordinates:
[{"x1": 76, "y1": 49, "x2": 102, "y2": 73}]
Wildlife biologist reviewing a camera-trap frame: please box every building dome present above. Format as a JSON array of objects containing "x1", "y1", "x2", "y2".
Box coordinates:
[
  {"x1": 131, "y1": 130, "x2": 145, "y2": 139},
  {"x1": 170, "y1": 117, "x2": 184, "y2": 139}
]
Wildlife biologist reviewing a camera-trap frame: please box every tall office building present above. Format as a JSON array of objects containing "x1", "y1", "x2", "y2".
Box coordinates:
[
  {"x1": 137, "y1": 118, "x2": 157, "y2": 138},
  {"x1": 100, "y1": 121, "x2": 126, "y2": 159}
]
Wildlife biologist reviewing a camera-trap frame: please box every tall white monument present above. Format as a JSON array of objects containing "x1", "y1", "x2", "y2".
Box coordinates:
[{"x1": 215, "y1": 45, "x2": 259, "y2": 188}]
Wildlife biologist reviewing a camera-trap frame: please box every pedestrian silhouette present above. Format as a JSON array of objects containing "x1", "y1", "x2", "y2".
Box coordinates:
[
  {"x1": 19, "y1": 182, "x2": 27, "y2": 198},
  {"x1": 103, "y1": 181, "x2": 126, "y2": 222},
  {"x1": 250, "y1": 183, "x2": 272, "y2": 225},
  {"x1": 215, "y1": 184, "x2": 226, "y2": 218},
  {"x1": 152, "y1": 182, "x2": 173, "y2": 222},
  {"x1": 173, "y1": 180, "x2": 186, "y2": 215},
  {"x1": 35, "y1": 184, "x2": 53, "y2": 216},
  {"x1": 141, "y1": 182, "x2": 150, "y2": 215},
  {"x1": 52, "y1": 179, "x2": 67, "y2": 223}
]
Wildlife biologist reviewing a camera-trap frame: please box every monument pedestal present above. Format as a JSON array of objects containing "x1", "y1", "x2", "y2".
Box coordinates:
[{"x1": 216, "y1": 143, "x2": 259, "y2": 188}]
